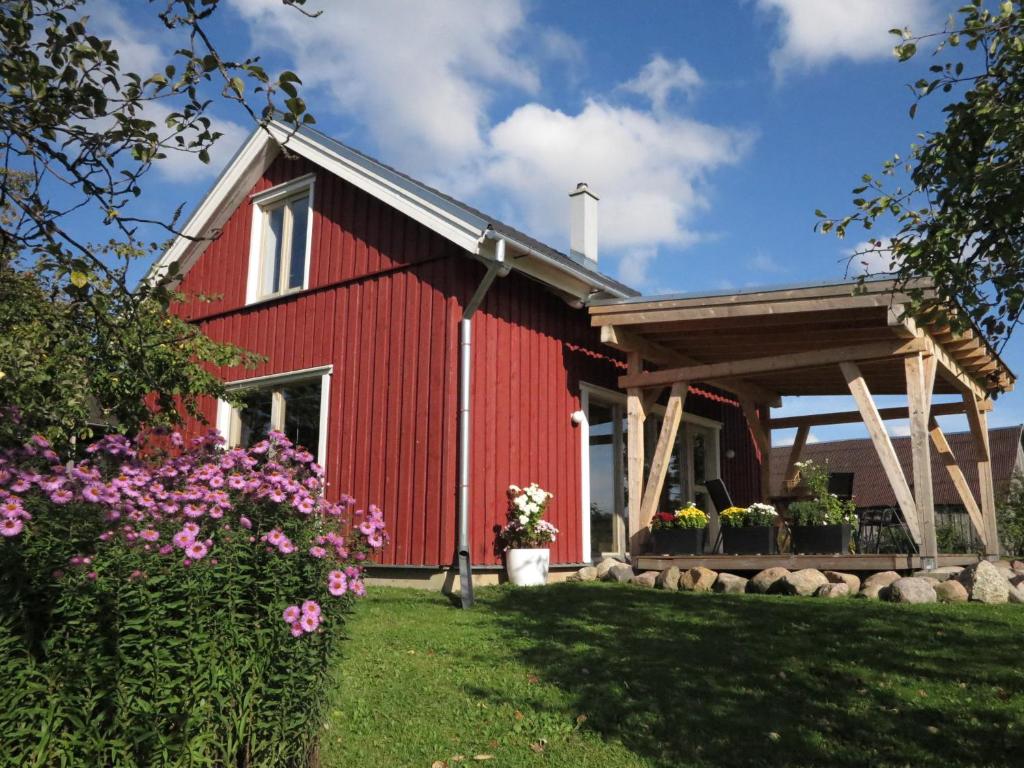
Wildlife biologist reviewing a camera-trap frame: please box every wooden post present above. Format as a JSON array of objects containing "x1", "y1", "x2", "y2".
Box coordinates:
[
  {"x1": 905, "y1": 353, "x2": 938, "y2": 564},
  {"x1": 783, "y1": 425, "x2": 810, "y2": 495},
  {"x1": 840, "y1": 361, "x2": 922, "y2": 545},
  {"x1": 626, "y1": 352, "x2": 647, "y2": 557},
  {"x1": 740, "y1": 398, "x2": 771, "y2": 501},
  {"x1": 968, "y1": 397, "x2": 1000, "y2": 557},
  {"x1": 928, "y1": 416, "x2": 989, "y2": 550},
  {"x1": 639, "y1": 383, "x2": 688, "y2": 526}
]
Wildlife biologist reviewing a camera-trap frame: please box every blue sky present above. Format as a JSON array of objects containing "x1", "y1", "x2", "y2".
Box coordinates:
[{"x1": 87, "y1": 0, "x2": 1022, "y2": 443}]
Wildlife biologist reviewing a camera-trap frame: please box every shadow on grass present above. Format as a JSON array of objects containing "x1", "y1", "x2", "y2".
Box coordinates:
[{"x1": 475, "y1": 583, "x2": 1024, "y2": 768}]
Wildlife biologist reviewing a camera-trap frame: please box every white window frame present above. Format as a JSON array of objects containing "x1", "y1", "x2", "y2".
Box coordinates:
[
  {"x1": 578, "y1": 382, "x2": 722, "y2": 563},
  {"x1": 216, "y1": 365, "x2": 331, "y2": 467},
  {"x1": 245, "y1": 173, "x2": 316, "y2": 305}
]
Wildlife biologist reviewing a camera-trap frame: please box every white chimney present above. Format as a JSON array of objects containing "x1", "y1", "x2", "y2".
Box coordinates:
[{"x1": 569, "y1": 182, "x2": 598, "y2": 264}]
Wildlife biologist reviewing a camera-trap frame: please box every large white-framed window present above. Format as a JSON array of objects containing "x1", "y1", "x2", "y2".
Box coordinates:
[
  {"x1": 579, "y1": 383, "x2": 723, "y2": 562},
  {"x1": 245, "y1": 174, "x2": 315, "y2": 305},
  {"x1": 216, "y1": 365, "x2": 331, "y2": 466}
]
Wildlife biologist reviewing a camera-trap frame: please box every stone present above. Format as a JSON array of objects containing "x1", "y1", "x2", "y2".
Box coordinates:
[
  {"x1": 748, "y1": 567, "x2": 790, "y2": 594},
  {"x1": 859, "y1": 571, "x2": 901, "y2": 599},
  {"x1": 713, "y1": 573, "x2": 749, "y2": 594},
  {"x1": 815, "y1": 582, "x2": 850, "y2": 599},
  {"x1": 912, "y1": 566, "x2": 963, "y2": 582},
  {"x1": 634, "y1": 571, "x2": 659, "y2": 588},
  {"x1": 603, "y1": 564, "x2": 635, "y2": 584},
  {"x1": 1009, "y1": 584, "x2": 1024, "y2": 605},
  {"x1": 1009, "y1": 573, "x2": 1024, "y2": 588},
  {"x1": 777, "y1": 568, "x2": 829, "y2": 596},
  {"x1": 595, "y1": 557, "x2": 621, "y2": 579},
  {"x1": 680, "y1": 566, "x2": 717, "y2": 592},
  {"x1": 885, "y1": 577, "x2": 937, "y2": 604},
  {"x1": 934, "y1": 580, "x2": 968, "y2": 603},
  {"x1": 575, "y1": 566, "x2": 598, "y2": 582},
  {"x1": 958, "y1": 560, "x2": 1009, "y2": 604},
  {"x1": 823, "y1": 570, "x2": 861, "y2": 593},
  {"x1": 655, "y1": 566, "x2": 681, "y2": 591}
]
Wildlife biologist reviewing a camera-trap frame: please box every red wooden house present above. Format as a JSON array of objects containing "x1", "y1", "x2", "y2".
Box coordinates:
[{"x1": 151, "y1": 122, "x2": 762, "y2": 590}]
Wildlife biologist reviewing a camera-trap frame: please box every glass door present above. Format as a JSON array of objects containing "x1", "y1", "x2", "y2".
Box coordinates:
[{"x1": 586, "y1": 395, "x2": 626, "y2": 561}]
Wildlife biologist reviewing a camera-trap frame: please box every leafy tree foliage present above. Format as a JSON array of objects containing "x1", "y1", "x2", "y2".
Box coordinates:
[
  {"x1": 819, "y1": 1, "x2": 1024, "y2": 350},
  {"x1": 0, "y1": 1, "x2": 317, "y2": 447},
  {"x1": 998, "y1": 470, "x2": 1024, "y2": 555}
]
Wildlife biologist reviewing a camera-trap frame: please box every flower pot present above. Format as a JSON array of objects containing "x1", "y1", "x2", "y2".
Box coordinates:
[
  {"x1": 651, "y1": 528, "x2": 705, "y2": 555},
  {"x1": 505, "y1": 548, "x2": 550, "y2": 586},
  {"x1": 722, "y1": 525, "x2": 777, "y2": 555},
  {"x1": 791, "y1": 523, "x2": 851, "y2": 554}
]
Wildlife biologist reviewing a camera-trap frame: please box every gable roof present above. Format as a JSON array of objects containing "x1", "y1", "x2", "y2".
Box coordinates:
[
  {"x1": 148, "y1": 122, "x2": 636, "y2": 302},
  {"x1": 769, "y1": 425, "x2": 1024, "y2": 508}
]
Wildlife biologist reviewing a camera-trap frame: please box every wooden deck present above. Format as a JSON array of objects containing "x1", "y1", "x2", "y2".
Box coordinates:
[{"x1": 635, "y1": 552, "x2": 984, "y2": 573}]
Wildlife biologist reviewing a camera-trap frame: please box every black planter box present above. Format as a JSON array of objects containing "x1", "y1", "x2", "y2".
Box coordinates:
[
  {"x1": 791, "y1": 523, "x2": 851, "y2": 554},
  {"x1": 722, "y1": 525, "x2": 777, "y2": 555},
  {"x1": 651, "y1": 527, "x2": 705, "y2": 555}
]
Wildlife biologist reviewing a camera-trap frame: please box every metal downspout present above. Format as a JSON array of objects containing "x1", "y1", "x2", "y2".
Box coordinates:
[{"x1": 457, "y1": 234, "x2": 508, "y2": 608}]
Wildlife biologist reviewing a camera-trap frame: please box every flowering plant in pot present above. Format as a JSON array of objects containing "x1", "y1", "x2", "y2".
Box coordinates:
[
  {"x1": 498, "y1": 483, "x2": 558, "y2": 586},
  {"x1": 650, "y1": 503, "x2": 708, "y2": 554},
  {"x1": 788, "y1": 460, "x2": 857, "y2": 553},
  {"x1": 720, "y1": 502, "x2": 779, "y2": 554}
]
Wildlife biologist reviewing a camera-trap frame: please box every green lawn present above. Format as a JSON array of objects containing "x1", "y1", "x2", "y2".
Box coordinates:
[{"x1": 320, "y1": 583, "x2": 1024, "y2": 768}]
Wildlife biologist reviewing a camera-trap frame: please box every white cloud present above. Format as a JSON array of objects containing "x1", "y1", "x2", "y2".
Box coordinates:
[
  {"x1": 620, "y1": 55, "x2": 702, "y2": 111},
  {"x1": 843, "y1": 237, "x2": 900, "y2": 276},
  {"x1": 618, "y1": 247, "x2": 658, "y2": 290},
  {"x1": 756, "y1": 0, "x2": 940, "y2": 77},
  {"x1": 748, "y1": 251, "x2": 788, "y2": 274},
  {"x1": 228, "y1": 0, "x2": 539, "y2": 175},
  {"x1": 469, "y1": 98, "x2": 753, "y2": 253}
]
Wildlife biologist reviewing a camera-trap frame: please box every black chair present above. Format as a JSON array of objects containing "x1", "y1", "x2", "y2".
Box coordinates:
[
  {"x1": 857, "y1": 507, "x2": 917, "y2": 553},
  {"x1": 705, "y1": 478, "x2": 734, "y2": 513}
]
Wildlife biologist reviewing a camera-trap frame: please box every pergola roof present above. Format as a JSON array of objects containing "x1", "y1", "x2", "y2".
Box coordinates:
[{"x1": 589, "y1": 278, "x2": 1014, "y2": 401}]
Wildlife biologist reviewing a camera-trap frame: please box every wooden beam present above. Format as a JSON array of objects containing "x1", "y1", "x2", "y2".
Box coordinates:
[
  {"x1": 638, "y1": 383, "x2": 688, "y2": 529},
  {"x1": 840, "y1": 361, "x2": 922, "y2": 544},
  {"x1": 906, "y1": 353, "x2": 938, "y2": 561},
  {"x1": 642, "y1": 386, "x2": 665, "y2": 415},
  {"x1": 626, "y1": 352, "x2": 647, "y2": 556},
  {"x1": 962, "y1": 392, "x2": 990, "y2": 462},
  {"x1": 739, "y1": 399, "x2": 772, "y2": 500},
  {"x1": 600, "y1": 325, "x2": 782, "y2": 406},
  {"x1": 618, "y1": 338, "x2": 927, "y2": 390},
  {"x1": 782, "y1": 425, "x2": 810, "y2": 495},
  {"x1": 767, "y1": 399, "x2": 986, "y2": 430},
  {"x1": 974, "y1": 405, "x2": 1000, "y2": 556},
  {"x1": 591, "y1": 292, "x2": 912, "y2": 327},
  {"x1": 928, "y1": 416, "x2": 989, "y2": 550}
]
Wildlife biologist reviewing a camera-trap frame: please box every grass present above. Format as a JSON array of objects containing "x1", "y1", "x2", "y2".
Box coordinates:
[{"x1": 320, "y1": 582, "x2": 1024, "y2": 768}]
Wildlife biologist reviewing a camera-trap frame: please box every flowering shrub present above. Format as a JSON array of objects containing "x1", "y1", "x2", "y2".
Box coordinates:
[
  {"x1": 498, "y1": 483, "x2": 558, "y2": 549},
  {"x1": 788, "y1": 460, "x2": 858, "y2": 527},
  {"x1": 651, "y1": 503, "x2": 708, "y2": 531},
  {"x1": 720, "y1": 502, "x2": 779, "y2": 528},
  {"x1": 0, "y1": 429, "x2": 386, "y2": 766}
]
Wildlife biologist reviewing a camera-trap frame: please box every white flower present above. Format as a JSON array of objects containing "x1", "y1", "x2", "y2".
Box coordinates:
[{"x1": 518, "y1": 514, "x2": 529, "y2": 525}]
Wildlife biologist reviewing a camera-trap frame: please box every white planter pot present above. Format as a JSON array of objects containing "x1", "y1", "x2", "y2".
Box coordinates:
[{"x1": 505, "y1": 548, "x2": 550, "y2": 587}]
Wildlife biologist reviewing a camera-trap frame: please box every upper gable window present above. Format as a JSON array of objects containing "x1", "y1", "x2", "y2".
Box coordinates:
[{"x1": 246, "y1": 174, "x2": 314, "y2": 304}]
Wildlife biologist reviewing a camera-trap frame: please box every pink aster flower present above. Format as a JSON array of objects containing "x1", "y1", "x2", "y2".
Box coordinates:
[
  {"x1": 308, "y1": 545, "x2": 327, "y2": 559},
  {"x1": 140, "y1": 529, "x2": 160, "y2": 542},
  {"x1": 227, "y1": 475, "x2": 246, "y2": 490},
  {"x1": 1, "y1": 499, "x2": 23, "y2": 518},
  {"x1": 239, "y1": 516, "x2": 252, "y2": 530},
  {"x1": 290, "y1": 621, "x2": 304, "y2": 638},
  {"x1": 1, "y1": 517, "x2": 24, "y2": 537},
  {"x1": 301, "y1": 600, "x2": 321, "y2": 617},
  {"x1": 278, "y1": 539, "x2": 296, "y2": 555},
  {"x1": 328, "y1": 577, "x2": 348, "y2": 597},
  {"x1": 186, "y1": 541, "x2": 209, "y2": 560},
  {"x1": 329, "y1": 569, "x2": 344, "y2": 581},
  {"x1": 350, "y1": 579, "x2": 366, "y2": 597},
  {"x1": 183, "y1": 522, "x2": 200, "y2": 536},
  {"x1": 367, "y1": 531, "x2": 384, "y2": 549},
  {"x1": 183, "y1": 503, "x2": 206, "y2": 519},
  {"x1": 266, "y1": 529, "x2": 284, "y2": 546},
  {"x1": 82, "y1": 483, "x2": 104, "y2": 503},
  {"x1": 282, "y1": 605, "x2": 301, "y2": 623},
  {"x1": 300, "y1": 612, "x2": 320, "y2": 633},
  {"x1": 172, "y1": 530, "x2": 195, "y2": 549}
]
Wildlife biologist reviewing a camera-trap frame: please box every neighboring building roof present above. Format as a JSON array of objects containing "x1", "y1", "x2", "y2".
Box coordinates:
[
  {"x1": 769, "y1": 425, "x2": 1024, "y2": 508},
  {"x1": 148, "y1": 122, "x2": 637, "y2": 302}
]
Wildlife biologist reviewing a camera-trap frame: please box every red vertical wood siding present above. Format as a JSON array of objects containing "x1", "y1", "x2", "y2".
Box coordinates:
[{"x1": 172, "y1": 153, "x2": 762, "y2": 568}]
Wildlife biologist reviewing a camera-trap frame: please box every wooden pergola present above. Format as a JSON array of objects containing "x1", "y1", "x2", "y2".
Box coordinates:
[{"x1": 588, "y1": 279, "x2": 1015, "y2": 568}]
